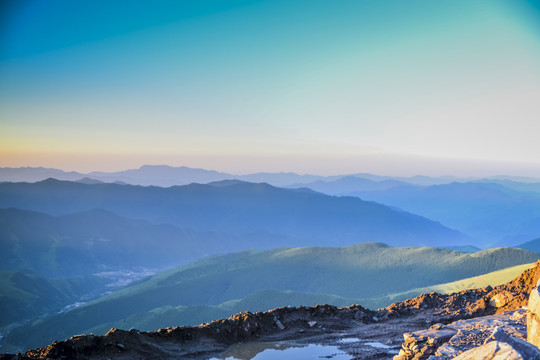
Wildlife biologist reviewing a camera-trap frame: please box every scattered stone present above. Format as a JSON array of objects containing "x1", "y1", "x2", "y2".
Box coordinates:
[
  {"x1": 308, "y1": 321, "x2": 317, "y2": 328},
  {"x1": 393, "y1": 327, "x2": 457, "y2": 360},
  {"x1": 273, "y1": 316, "x2": 285, "y2": 330},
  {"x1": 115, "y1": 343, "x2": 124, "y2": 350},
  {"x1": 394, "y1": 308, "x2": 529, "y2": 360}
]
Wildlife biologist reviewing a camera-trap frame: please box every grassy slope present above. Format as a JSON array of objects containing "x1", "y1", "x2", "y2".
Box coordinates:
[
  {"x1": 361, "y1": 262, "x2": 535, "y2": 308},
  {"x1": 0, "y1": 270, "x2": 75, "y2": 328},
  {"x1": 0, "y1": 269, "x2": 118, "y2": 332},
  {"x1": 3, "y1": 244, "x2": 538, "y2": 352}
]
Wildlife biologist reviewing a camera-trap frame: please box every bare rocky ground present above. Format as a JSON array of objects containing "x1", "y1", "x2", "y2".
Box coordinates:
[{"x1": 2, "y1": 261, "x2": 540, "y2": 360}]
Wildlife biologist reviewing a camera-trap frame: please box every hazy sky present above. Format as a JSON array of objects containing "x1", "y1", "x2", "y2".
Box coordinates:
[{"x1": 1, "y1": 0, "x2": 540, "y2": 176}]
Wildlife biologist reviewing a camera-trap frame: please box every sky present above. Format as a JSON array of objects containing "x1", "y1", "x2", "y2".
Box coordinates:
[{"x1": 1, "y1": 0, "x2": 540, "y2": 176}]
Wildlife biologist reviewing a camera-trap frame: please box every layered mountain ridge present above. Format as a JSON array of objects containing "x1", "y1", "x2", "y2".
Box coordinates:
[{"x1": 0, "y1": 178, "x2": 470, "y2": 248}]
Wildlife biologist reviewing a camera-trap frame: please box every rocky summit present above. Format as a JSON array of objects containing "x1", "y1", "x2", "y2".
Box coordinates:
[{"x1": 4, "y1": 262, "x2": 540, "y2": 360}]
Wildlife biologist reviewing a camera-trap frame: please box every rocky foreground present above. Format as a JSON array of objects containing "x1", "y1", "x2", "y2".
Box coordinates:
[{"x1": 3, "y1": 262, "x2": 540, "y2": 360}]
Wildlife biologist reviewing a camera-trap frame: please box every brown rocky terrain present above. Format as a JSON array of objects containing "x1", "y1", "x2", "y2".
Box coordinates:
[{"x1": 3, "y1": 261, "x2": 540, "y2": 360}]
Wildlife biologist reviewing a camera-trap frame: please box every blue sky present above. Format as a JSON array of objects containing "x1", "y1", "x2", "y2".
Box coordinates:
[{"x1": 1, "y1": 0, "x2": 540, "y2": 176}]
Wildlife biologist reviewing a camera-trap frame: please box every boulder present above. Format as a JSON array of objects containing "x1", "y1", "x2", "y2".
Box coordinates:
[
  {"x1": 528, "y1": 279, "x2": 540, "y2": 348},
  {"x1": 452, "y1": 341, "x2": 524, "y2": 360},
  {"x1": 490, "y1": 292, "x2": 514, "y2": 308},
  {"x1": 484, "y1": 327, "x2": 540, "y2": 359},
  {"x1": 450, "y1": 326, "x2": 540, "y2": 359}
]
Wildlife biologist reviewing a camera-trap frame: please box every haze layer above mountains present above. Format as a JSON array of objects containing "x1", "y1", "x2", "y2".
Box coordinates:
[{"x1": 5, "y1": 165, "x2": 540, "y2": 187}]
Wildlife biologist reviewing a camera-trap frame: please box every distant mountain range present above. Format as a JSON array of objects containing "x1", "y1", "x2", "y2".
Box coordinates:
[
  {"x1": 3, "y1": 166, "x2": 540, "y2": 247},
  {"x1": 3, "y1": 242, "x2": 538, "y2": 352},
  {"x1": 340, "y1": 182, "x2": 540, "y2": 247},
  {"x1": 3, "y1": 165, "x2": 539, "y2": 187},
  {"x1": 0, "y1": 165, "x2": 326, "y2": 187},
  {"x1": 0, "y1": 178, "x2": 470, "y2": 248},
  {"x1": 517, "y1": 237, "x2": 540, "y2": 253},
  {"x1": 286, "y1": 175, "x2": 420, "y2": 195},
  {"x1": 4, "y1": 166, "x2": 540, "y2": 247}
]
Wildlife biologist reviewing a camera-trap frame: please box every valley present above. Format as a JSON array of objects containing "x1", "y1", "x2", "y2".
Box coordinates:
[{"x1": 1, "y1": 168, "x2": 540, "y2": 356}]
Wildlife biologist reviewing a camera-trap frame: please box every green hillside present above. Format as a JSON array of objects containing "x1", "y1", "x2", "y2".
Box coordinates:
[
  {"x1": 3, "y1": 243, "x2": 538, "y2": 352},
  {"x1": 0, "y1": 270, "x2": 110, "y2": 328},
  {"x1": 89, "y1": 262, "x2": 535, "y2": 334}
]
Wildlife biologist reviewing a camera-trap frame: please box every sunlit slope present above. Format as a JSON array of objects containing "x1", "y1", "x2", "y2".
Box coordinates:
[
  {"x1": 98, "y1": 244, "x2": 538, "y2": 305},
  {"x1": 362, "y1": 261, "x2": 536, "y2": 308},
  {"x1": 428, "y1": 262, "x2": 535, "y2": 293}
]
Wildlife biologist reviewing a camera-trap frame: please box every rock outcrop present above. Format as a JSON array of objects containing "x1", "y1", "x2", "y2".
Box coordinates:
[
  {"x1": 393, "y1": 261, "x2": 540, "y2": 360},
  {"x1": 394, "y1": 309, "x2": 529, "y2": 360},
  {"x1": 528, "y1": 279, "x2": 540, "y2": 348}
]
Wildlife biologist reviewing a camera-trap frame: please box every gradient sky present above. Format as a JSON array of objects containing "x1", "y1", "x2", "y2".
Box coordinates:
[{"x1": 1, "y1": 0, "x2": 540, "y2": 176}]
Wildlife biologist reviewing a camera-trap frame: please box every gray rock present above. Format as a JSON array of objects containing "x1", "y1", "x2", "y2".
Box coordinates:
[
  {"x1": 273, "y1": 315, "x2": 285, "y2": 330},
  {"x1": 490, "y1": 292, "x2": 513, "y2": 308},
  {"x1": 484, "y1": 327, "x2": 540, "y2": 359},
  {"x1": 397, "y1": 309, "x2": 529, "y2": 360},
  {"x1": 452, "y1": 341, "x2": 524, "y2": 360},
  {"x1": 393, "y1": 328, "x2": 457, "y2": 360},
  {"x1": 450, "y1": 326, "x2": 540, "y2": 360}
]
